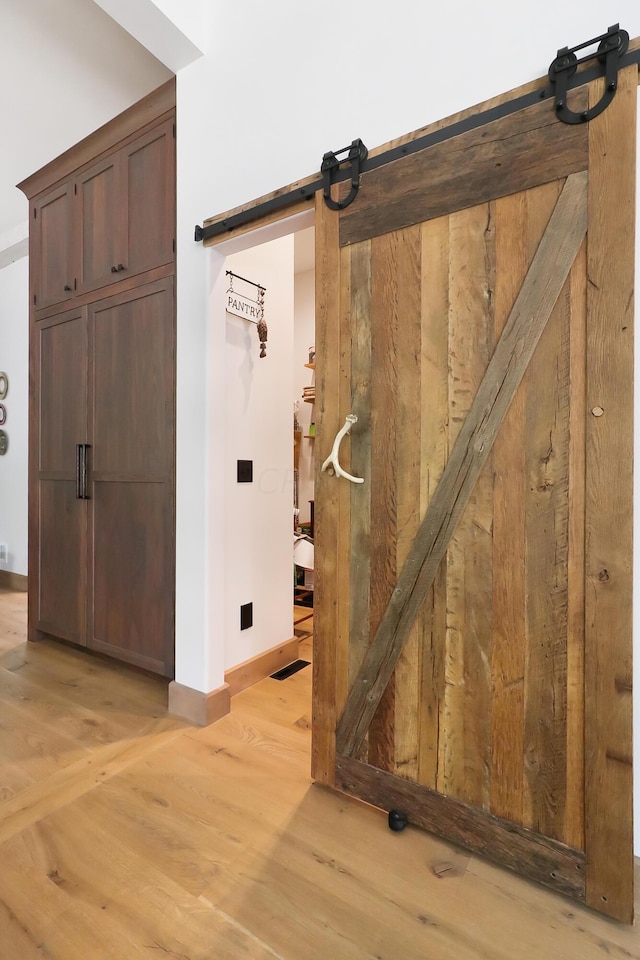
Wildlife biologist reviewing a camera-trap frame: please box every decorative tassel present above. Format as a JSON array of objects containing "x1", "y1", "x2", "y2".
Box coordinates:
[{"x1": 257, "y1": 286, "x2": 267, "y2": 358}]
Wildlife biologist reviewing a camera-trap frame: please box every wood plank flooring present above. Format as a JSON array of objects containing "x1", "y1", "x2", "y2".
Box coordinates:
[{"x1": 0, "y1": 587, "x2": 638, "y2": 957}]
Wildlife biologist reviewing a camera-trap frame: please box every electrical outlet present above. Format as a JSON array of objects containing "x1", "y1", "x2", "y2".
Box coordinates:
[
  {"x1": 0, "y1": 543, "x2": 7, "y2": 563},
  {"x1": 240, "y1": 602, "x2": 253, "y2": 630},
  {"x1": 237, "y1": 460, "x2": 253, "y2": 483}
]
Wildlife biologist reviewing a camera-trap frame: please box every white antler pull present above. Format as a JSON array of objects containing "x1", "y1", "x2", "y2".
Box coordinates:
[{"x1": 321, "y1": 414, "x2": 364, "y2": 484}]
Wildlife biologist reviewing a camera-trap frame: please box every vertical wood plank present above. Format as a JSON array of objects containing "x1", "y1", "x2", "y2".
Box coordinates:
[
  {"x1": 439, "y1": 210, "x2": 466, "y2": 798},
  {"x1": 393, "y1": 225, "x2": 422, "y2": 781},
  {"x1": 312, "y1": 194, "x2": 341, "y2": 785},
  {"x1": 584, "y1": 66, "x2": 636, "y2": 922},
  {"x1": 522, "y1": 180, "x2": 570, "y2": 842},
  {"x1": 418, "y1": 215, "x2": 450, "y2": 790},
  {"x1": 335, "y1": 247, "x2": 353, "y2": 720},
  {"x1": 348, "y1": 242, "x2": 372, "y2": 691},
  {"x1": 490, "y1": 190, "x2": 528, "y2": 825},
  {"x1": 565, "y1": 237, "x2": 587, "y2": 852},
  {"x1": 442, "y1": 202, "x2": 494, "y2": 807},
  {"x1": 367, "y1": 231, "x2": 399, "y2": 771}
]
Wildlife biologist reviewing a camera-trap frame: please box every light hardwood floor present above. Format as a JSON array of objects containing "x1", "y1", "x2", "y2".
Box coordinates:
[{"x1": 0, "y1": 587, "x2": 638, "y2": 958}]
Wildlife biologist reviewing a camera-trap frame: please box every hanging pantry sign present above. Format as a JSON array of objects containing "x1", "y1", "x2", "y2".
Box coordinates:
[
  {"x1": 225, "y1": 270, "x2": 268, "y2": 357},
  {"x1": 225, "y1": 288, "x2": 261, "y2": 323}
]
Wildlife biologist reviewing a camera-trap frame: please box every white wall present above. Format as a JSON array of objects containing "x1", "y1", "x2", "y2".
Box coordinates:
[
  {"x1": 0, "y1": 255, "x2": 28, "y2": 576},
  {"x1": 179, "y1": 2, "x2": 640, "y2": 221},
  {"x1": 2, "y1": 0, "x2": 172, "y2": 241},
  {"x1": 222, "y1": 236, "x2": 295, "y2": 670},
  {"x1": 92, "y1": 0, "x2": 207, "y2": 70}
]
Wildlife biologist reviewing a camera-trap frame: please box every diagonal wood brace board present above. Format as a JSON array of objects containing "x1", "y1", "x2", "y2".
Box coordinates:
[{"x1": 336, "y1": 171, "x2": 589, "y2": 757}]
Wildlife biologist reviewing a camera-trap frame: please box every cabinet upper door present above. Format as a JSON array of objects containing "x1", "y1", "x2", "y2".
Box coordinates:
[
  {"x1": 76, "y1": 117, "x2": 175, "y2": 295},
  {"x1": 76, "y1": 153, "x2": 124, "y2": 296},
  {"x1": 124, "y1": 117, "x2": 175, "y2": 277},
  {"x1": 33, "y1": 182, "x2": 75, "y2": 310}
]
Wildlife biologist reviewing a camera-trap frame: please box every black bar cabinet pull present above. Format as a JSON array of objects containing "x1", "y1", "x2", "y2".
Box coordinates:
[
  {"x1": 76, "y1": 444, "x2": 82, "y2": 499},
  {"x1": 76, "y1": 444, "x2": 90, "y2": 500},
  {"x1": 81, "y1": 444, "x2": 90, "y2": 500}
]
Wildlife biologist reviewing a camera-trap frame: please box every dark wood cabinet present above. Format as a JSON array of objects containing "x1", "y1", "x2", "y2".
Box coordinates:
[{"x1": 21, "y1": 81, "x2": 176, "y2": 679}]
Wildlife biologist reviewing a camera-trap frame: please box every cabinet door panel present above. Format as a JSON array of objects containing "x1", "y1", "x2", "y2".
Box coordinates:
[
  {"x1": 77, "y1": 154, "x2": 124, "y2": 295},
  {"x1": 33, "y1": 183, "x2": 74, "y2": 310},
  {"x1": 91, "y1": 282, "x2": 174, "y2": 478},
  {"x1": 91, "y1": 481, "x2": 174, "y2": 675},
  {"x1": 88, "y1": 279, "x2": 175, "y2": 676},
  {"x1": 37, "y1": 481, "x2": 87, "y2": 644},
  {"x1": 38, "y1": 311, "x2": 87, "y2": 473},
  {"x1": 31, "y1": 310, "x2": 88, "y2": 644},
  {"x1": 126, "y1": 118, "x2": 175, "y2": 277}
]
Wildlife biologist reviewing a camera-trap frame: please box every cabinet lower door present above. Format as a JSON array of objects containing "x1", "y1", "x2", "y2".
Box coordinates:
[
  {"x1": 31, "y1": 310, "x2": 88, "y2": 644},
  {"x1": 88, "y1": 278, "x2": 175, "y2": 678}
]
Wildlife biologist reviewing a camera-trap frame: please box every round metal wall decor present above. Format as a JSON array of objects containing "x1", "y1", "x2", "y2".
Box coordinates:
[
  {"x1": 0, "y1": 430, "x2": 7, "y2": 455},
  {"x1": 0, "y1": 373, "x2": 7, "y2": 400},
  {"x1": 0, "y1": 404, "x2": 5, "y2": 426}
]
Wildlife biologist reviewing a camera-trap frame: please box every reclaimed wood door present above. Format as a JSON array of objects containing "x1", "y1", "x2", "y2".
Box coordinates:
[{"x1": 313, "y1": 65, "x2": 636, "y2": 921}]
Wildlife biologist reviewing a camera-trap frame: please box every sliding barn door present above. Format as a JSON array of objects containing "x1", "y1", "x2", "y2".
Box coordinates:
[{"x1": 312, "y1": 65, "x2": 636, "y2": 921}]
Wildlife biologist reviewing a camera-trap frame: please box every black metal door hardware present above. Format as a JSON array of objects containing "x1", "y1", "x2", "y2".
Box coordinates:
[
  {"x1": 76, "y1": 444, "x2": 91, "y2": 500},
  {"x1": 195, "y1": 24, "x2": 639, "y2": 243},
  {"x1": 548, "y1": 24, "x2": 629, "y2": 124},
  {"x1": 321, "y1": 139, "x2": 368, "y2": 211}
]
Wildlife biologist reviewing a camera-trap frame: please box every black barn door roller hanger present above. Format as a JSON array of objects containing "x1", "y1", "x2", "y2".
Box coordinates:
[
  {"x1": 321, "y1": 139, "x2": 368, "y2": 211},
  {"x1": 549, "y1": 23, "x2": 629, "y2": 124}
]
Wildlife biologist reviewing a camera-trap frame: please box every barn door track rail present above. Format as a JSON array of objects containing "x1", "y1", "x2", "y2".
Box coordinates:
[
  {"x1": 549, "y1": 23, "x2": 629, "y2": 124},
  {"x1": 194, "y1": 24, "x2": 638, "y2": 245}
]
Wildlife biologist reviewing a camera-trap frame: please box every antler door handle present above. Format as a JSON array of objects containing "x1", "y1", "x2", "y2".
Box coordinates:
[{"x1": 321, "y1": 414, "x2": 364, "y2": 484}]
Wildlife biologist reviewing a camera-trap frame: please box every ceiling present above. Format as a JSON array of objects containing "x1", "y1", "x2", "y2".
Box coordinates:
[{"x1": 0, "y1": 0, "x2": 172, "y2": 246}]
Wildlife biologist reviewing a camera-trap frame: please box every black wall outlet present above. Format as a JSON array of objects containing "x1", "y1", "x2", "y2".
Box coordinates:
[
  {"x1": 240, "y1": 602, "x2": 253, "y2": 630},
  {"x1": 237, "y1": 459, "x2": 253, "y2": 483}
]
